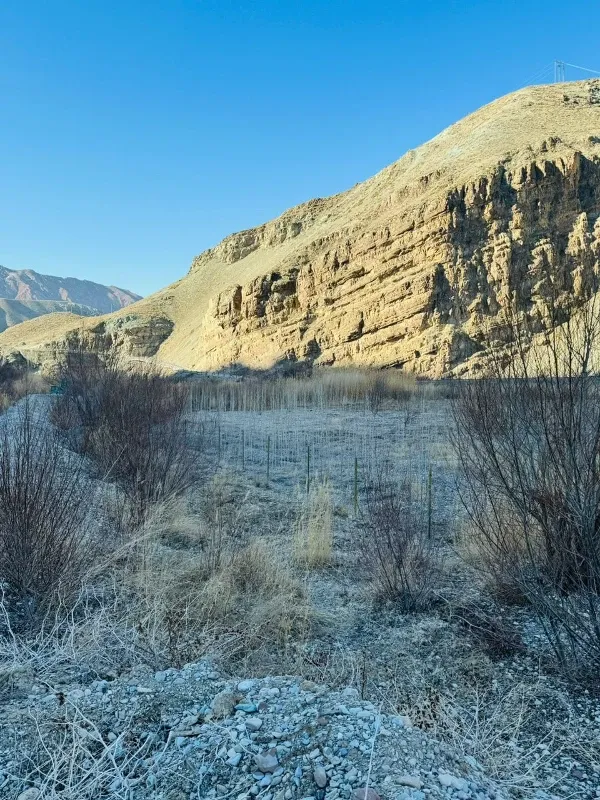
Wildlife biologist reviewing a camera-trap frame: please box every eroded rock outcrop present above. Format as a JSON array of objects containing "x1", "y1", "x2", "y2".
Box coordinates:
[
  {"x1": 0, "y1": 313, "x2": 173, "y2": 373},
  {"x1": 199, "y1": 149, "x2": 600, "y2": 375}
]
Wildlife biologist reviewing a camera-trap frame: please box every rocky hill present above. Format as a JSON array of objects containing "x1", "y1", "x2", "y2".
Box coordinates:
[
  {"x1": 1, "y1": 80, "x2": 599, "y2": 375},
  {"x1": 0, "y1": 266, "x2": 140, "y2": 333}
]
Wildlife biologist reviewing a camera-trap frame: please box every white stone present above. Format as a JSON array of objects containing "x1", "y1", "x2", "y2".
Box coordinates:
[
  {"x1": 438, "y1": 773, "x2": 468, "y2": 791},
  {"x1": 397, "y1": 775, "x2": 423, "y2": 789},
  {"x1": 255, "y1": 752, "x2": 279, "y2": 773},
  {"x1": 314, "y1": 766, "x2": 327, "y2": 788}
]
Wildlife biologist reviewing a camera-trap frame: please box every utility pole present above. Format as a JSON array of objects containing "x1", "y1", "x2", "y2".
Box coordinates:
[{"x1": 554, "y1": 60, "x2": 600, "y2": 82}]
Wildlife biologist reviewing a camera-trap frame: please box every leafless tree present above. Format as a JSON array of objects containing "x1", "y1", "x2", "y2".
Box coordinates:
[
  {"x1": 454, "y1": 293, "x2": 600, "y2": 679},
  {"x1": 0, "y1": 399, "x2": 94, "y2": 622}
]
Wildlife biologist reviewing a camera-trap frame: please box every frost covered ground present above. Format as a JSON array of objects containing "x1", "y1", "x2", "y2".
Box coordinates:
[{"x1": 1, "y1": 391, "x2": 600, "y2": 799}]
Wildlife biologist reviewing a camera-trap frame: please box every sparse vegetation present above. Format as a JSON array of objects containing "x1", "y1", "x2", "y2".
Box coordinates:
[
  {"x1": 294, "y1": 478, "x2": 334, "y2": 567},
  {"x1": 0, "y1": 357, "x2": 48, "y2": 412},
  {"x1": 54, "y1": 337, "x2": 196, "y2": 527},
  {"x1": 454, "y1": 299, "x2": 600, "y2": 680},
  {"x1": 189, "y1": 366, "x2": 417, "y2": 413},
  {"x1": 0, "y1": 399, "x2": 95, "y2": 623},
  {"x1": 2, "y1": 356, "x2": 600, "y2": 799},
  {"x1": 359, "y1": 470, "x2": 441, "y2": 610}
]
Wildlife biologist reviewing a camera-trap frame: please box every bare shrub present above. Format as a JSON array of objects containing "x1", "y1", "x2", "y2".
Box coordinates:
[
  {"x1": 90, "y1": 373, "x2": 193, "y2": 526},
  {"x1": 55, "y1": 337, "x2": 195, "y2": 527},
  {"x1": 454, "y1": 296, "x2": 600, "y2": 680},
  {"x1": 50, "y1": 335, "x2": 122, "y2": 440},
  {"x1": 359, "y1": 470, "x2": 440, "y2": 611},
  {"x1": 448, "y1": 601, "x2": 526, "y2": 659},
  {"x1": 294, "y1": 478, "x2": 334, "y2": 567},
  {"x1": 0, "y1": 400, "x2": 94, "y2": 622}
]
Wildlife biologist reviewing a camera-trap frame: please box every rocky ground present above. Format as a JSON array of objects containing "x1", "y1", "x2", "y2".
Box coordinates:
[
  {"x1": 2, "y1": 660, "x2": 514, "y2": 800},
  {"x1": 181, "y1": 394, "x2": 600, "y2": 800}
]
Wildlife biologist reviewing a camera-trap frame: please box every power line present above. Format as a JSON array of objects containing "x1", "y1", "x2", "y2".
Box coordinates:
[
  {"x1": 522, "y1": 62, "x2": 554, "y2": 86},
  {"x1": 561, "y1": 61, "x2": 600, "y2": 75},
  {"x1": 554, "y1": 60, "x2": 600, "y2": 82}
]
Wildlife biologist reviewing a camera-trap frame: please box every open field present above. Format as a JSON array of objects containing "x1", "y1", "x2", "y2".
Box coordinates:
[
  {"x1": 1, "y1": 367, "x2": 600, "y2": 800},
  {"x1": 192, "y1": 392, "x2": 456, "y2": 524},
  {"x1": 175, "y1": 380, "x2": 600, "y2": 797}
]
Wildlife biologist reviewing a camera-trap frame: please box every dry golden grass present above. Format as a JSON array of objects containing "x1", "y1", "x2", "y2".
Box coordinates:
[
  {"x1": 456, "y1": 515, "x2": 531, "y2": 605},
  {"x1": 0, "y1": 370, "x2": 49, "y2": 411},
  {"x1": 294, "y1": 479, "x2": 334, "y2": 568},
  {"x1": 120, "y1": 500, "x2": 313, "y2": 669},
  {"x1": 190, "y1": 367, "x2": 417, "y2": 412},
  {"x1": 202, "y1": 538, "x2": 312, "y2": 650}
]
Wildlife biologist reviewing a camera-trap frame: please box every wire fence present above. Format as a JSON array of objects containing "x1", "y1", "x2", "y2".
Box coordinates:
[{"x1": 187, "y1": 389, "x2": 458, "y2": 533}]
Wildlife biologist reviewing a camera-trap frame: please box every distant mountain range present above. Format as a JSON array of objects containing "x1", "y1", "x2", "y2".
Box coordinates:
[{"x1": 0, "y1": 266, "x2": 140, "y2": 333}]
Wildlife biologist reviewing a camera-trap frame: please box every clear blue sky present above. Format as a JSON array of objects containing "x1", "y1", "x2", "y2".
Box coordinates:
[{"x1": 1, "y1": 1, "x2": 598, "y2": 296}]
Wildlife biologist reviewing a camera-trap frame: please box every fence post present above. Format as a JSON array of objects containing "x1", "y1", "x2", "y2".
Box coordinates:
[
  {"x1": 267, "y1": 434, "x2": 271, "y2": 485},
  {"x1": 427, "y1": 464, "x2": 433, "y2": 539}
]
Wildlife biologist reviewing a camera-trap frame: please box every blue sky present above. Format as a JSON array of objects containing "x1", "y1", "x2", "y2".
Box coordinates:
[{"x1": 1, "y1": 1, "x2": 598, "y2": 296}]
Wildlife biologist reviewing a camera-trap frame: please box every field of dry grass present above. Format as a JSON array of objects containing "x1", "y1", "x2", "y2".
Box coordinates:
[{"x1": 1, "y1": 368, "x2": 600, "y2": 798}]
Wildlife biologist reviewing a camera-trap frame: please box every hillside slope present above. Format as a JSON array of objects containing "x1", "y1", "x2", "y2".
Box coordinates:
[
  {"x1": 2, "y1": 80, "x2": 600, "y2": 374},
  {"x1": 0, "y1": 298, "x2": 102, "y2": 333}
]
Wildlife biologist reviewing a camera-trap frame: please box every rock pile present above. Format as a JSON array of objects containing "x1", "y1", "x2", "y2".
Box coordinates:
[{"x1": 1, "y1": 661, "x2": 511, "y2": 800}]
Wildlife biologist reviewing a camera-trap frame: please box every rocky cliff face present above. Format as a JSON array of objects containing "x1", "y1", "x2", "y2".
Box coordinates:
[
  {"x1": 1, "y1": 80, "x2": 600, "y2": 375},
  {"x1": 199, "y1": 148, "x2": 600, "y2": 375}
]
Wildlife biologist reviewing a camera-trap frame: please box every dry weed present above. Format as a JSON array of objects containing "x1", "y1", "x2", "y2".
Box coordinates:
[
  {"x1": 122, "y1": 509, "x2": 313, "y2": 670},
  {"x1": 15, "y1": 699, "x2": 164, "y2": 799},
  {"x1": 190, "y1": 368, "x2": 417, "y2": 412},
  {"x1": 0, "y1": 369, "x2": 49, "y2": 413},
  {"x1": 456, "y1": 517, "x2": 531, "y2": 606},
  {"x1": 294, "y1": 479, "x2": 334, "y2": 567},
  {"x1": 360, "y1": 472, "x2": 441, "y2": 610},
  {"x1": 431, "y1": 683, "x2": 570, "y2": 792},
  {"x1": 198, "y1": 539, "x2": 313, "y2": 666}
]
